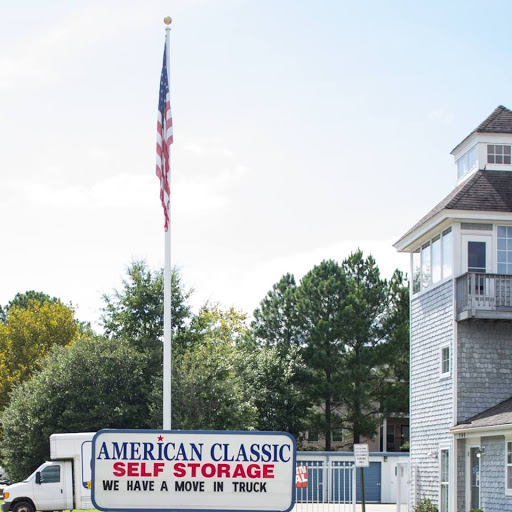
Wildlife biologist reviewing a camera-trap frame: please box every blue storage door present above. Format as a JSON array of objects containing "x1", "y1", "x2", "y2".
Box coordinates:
[
  {"x1": 331, "y1": 461, "x2": 353, "y2": 502},
  {"x1": 295, "y1": 461, "x2": 323, "y2": 502},
  {"x1": 356, "y1": 462, "x2": 381, "y2": 503}
]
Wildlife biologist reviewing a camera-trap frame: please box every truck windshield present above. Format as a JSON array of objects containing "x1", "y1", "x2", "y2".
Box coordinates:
[{"x1": 23, "y1": 468, "x2": 39, "y2": 482}]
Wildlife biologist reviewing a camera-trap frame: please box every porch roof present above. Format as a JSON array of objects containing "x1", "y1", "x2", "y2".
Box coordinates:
[{"x1": 450, "y1": 396, "x2": 512, "y2": 432}]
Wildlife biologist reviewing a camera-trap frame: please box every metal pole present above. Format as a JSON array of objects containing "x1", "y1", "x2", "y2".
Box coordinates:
[{"x1": 162, "y1": 16, "x2": 172, "y2": 430}]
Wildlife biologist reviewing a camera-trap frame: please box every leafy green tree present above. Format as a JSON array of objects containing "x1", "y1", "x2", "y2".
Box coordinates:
[
  {"x1": 336, "y1": 250, "x2": 389, "y2": 445},
  {"x1": 296, "y1": 259, "x2": 349, "y2": 450},
  {"x1": 0, "y1": 291, "x2": 60, "y2": 322},
  {"x1": 374, "y1": 270, "x2": 410, "y2": 418},
  {"x1": 0, "y1": 336, "x2": 151, "y2": 481},
  {"x1": 0, "y1": 300, "x2": 79, "y2": 410},
  {"x1": 150, "y1": 303, "x2": 256, "y2": 430},
  {"x1": 240, "y1": 344, "x2": 311, "y2": 436},
  {"x1": 101, "y1": 260, "x2": 192, "y2": 364},
  {"x1": 251, "y1": 273, "x2": 301, "y2": 353}
]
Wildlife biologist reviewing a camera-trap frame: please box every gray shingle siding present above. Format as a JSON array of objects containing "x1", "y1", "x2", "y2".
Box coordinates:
[
  {"x1": 456, "y1": 439, "x2": 465, "y2": 512},
  {"x1": 410, "y1": 280, "x2": 454, "y2": 504},
  {"x1": 480, "y1": 435, "x2": 512, "y2": 511},
  {"x1": 457, "y1": 320, "x2": 512, "y2": 423}
]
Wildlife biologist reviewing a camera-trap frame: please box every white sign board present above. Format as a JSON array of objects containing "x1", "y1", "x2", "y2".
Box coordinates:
[
  {"x1": 353, "y1": 443, "x2": 369, "y2": 468},
  {"x1": 92, "y1": 429, "x2": 296, "y2": 512}
]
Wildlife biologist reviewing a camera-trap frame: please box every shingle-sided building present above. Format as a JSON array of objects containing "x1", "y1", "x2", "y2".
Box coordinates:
[{"x1": 395, "y1": 105, "x2": 512, "y2": 512}]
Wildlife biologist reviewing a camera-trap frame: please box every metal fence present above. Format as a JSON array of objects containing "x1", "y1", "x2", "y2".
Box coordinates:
[{"x1": 295, "y1": 461, "x2": 356, "y2": 512}]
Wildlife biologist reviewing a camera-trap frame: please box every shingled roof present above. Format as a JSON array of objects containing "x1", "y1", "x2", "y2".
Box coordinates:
[
  {"x1": 395, "y1": 170, "x2": 512, "y2": 248},
  {"x1": 452, "y1": 105, "x2": 512, "y2": 153},
  {"x1": 451, "y1": 396, "x2": 512, "y2": 432}
]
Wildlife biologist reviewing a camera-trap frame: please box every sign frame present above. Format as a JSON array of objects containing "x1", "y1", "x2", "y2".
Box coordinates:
[
  {"x1": 353, "y1": 443, "x2": 370, "y2": 468},
  {"x1": 91, "y1": 429, "x2": 296, "y2": 512}
]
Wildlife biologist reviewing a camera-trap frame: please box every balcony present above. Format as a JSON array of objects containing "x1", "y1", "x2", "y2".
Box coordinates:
[{"x1": 456, "y1": 273, "x2": 512, "y2": 321}]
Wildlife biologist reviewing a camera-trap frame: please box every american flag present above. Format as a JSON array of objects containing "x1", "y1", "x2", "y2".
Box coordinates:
[{"x1": 156, "y1": 45, "x2": 173, "y2": 231}]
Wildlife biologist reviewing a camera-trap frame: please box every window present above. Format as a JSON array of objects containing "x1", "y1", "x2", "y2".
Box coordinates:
[
  {"x1": 421, "y1": 242, "x2": 431, "y2": 290},
  {"x1": 40, "y1": 465, "x2": 60, "y2": 484},
  {"x1": 488, "y1": 144, "x2": 511, "y2": 164},
  {"x1": 307, "y1": 430, "x2": 319, "y2": 442},
  {"x1": 332, "y1": 428, "x2": 343, "y2": 442},
  {"x1": 412, "y1": 228, "x2": 453, "y2": 294},
  {"x1": 497, "y1": 226, "x2": 512, "y2": 275},
  {"x1": 432, "y1": 235, "x2": 441, "y2": 283},
  {"x1": 413, "y1": 249, "x2": 421, "y2": 294},
  {"x1": 507, "y1": 440, "x2": 512, "y2": 494},
  {"x1": 442, "y1": 228, "x2": 453, "y2": 278},
  {"x1": 441, "y1": 346, "x2": 450, "y2": 376},
  {"x1": 468, "y1": 241, "x2": 486, "y2": 273},
  {"x1": 457, "y1": 145, "x2": 478, "y2": 179},
  {"x1": 440, "y1": 449, "x2": 450, "y2": 512}
]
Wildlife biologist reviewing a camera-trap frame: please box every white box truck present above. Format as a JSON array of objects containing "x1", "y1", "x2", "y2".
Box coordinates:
[{"x1": 1, "y1": 433, "x2": 94, "y2": 512}]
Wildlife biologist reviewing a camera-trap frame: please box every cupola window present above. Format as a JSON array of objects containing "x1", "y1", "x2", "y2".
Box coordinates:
[
  {"x1": 457, "y1": 145, "x2": 478, "y2": 179},
  {"x1": 487, "y1": 144, "x2": 511, "y2": 164}
]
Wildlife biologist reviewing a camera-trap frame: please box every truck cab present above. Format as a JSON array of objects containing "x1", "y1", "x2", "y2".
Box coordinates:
[{"x1": 1, "y1": 461, "x2": 73, "y2": 512}]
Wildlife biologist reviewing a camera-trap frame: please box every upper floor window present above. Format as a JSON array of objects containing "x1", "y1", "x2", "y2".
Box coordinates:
[
  {"x1": 440, "y1": 346, "x2": 450, "y2": 376},
  {"x1": 457, "y1": 145, "x2": 478, "y2": 179},
  {"x1": 497, "y1": 226, "x2": 512, "y2": 274},
  {"x1": 412, "y1": 228, "x2": 453, "y2": 294},
  {"x1": 488, "y1": 144, "x2": 511, "y2": 164}
]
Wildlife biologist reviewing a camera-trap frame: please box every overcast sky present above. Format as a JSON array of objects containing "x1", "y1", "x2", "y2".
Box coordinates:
[{"x1": 1, "y1": 0, "x2": 511, "y2": 328}]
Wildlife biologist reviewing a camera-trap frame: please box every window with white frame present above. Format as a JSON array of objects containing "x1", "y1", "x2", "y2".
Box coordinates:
[
  {"x1": 440, "y1": 449, "x2": 450, "y2": 512},
  {"x1": 507, "y1": 440, "x2": 512, "y2": 494},
  {"x1": 440, "y1": 346, "x2": 450, "y2": 376},
  {"x1": 497, "y1": 226, "x2": 512, "y2": 275},
  {"x1": 488, "y1": 144, "x2": 511, "y2": 164},
  {"x1": 412, "y1": 228, "x2": 453, "y2": 294},
  {"x1": 457, "y1": 145, "x2": 478, "y2": 180}
]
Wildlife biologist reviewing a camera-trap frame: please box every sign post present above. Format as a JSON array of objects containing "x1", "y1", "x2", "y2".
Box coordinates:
[
  {"x1": 353, "y1": 444, "x2": 369, "y2": 512},
  {"x1": 92, "y1": 430, "x2": 296, "y2": 512}
]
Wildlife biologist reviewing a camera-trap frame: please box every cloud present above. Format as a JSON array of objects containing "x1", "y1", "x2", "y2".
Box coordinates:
[{"x1": 427, "y1": 109, "x2": 455, "y2": 124}]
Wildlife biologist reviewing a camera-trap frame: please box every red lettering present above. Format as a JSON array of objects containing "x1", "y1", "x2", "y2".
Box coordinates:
[
  {"x1": 263, "y1": 465, "x2": 275, "y2": 478},
  {"x1": 188, "y1": 463, "x2": 200, "y2": 477},
  {"x1": 173, "y1": 462, "x2": 186, "y2": 478},
  {"x1": 127, "y1": 462, "x2": 139, "y2": 477},
  {"x1": 217, "y1": 463, "x2": 230, "y2": 478},
  {"x1": 247, "y1": 464, "x2": 261, "y2": 478},
  {"x1": 154, "y1": 463, "x2": 165, "y2": 477},
  {"x1": 232, "y1": 464, "x2": 247, "y2": 478},
  {"x1": 201, "y1": 463, "x2": 216, "y2": 478},
  {"x1": 141, "y1": 463, "x2": 151, "y2": 477},
  {"x1": 113, "y1": 462, "x2": 125, "y2": 477}
]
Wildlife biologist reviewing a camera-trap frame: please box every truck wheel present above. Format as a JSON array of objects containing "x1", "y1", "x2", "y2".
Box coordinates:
[{"x1": 13, "y1": 502, "x2": 35, "y2": 512}]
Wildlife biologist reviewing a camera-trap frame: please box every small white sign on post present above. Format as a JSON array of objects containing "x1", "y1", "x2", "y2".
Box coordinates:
[{"x1": 353, "y1": 443, "x2": 369, "y2": 468}]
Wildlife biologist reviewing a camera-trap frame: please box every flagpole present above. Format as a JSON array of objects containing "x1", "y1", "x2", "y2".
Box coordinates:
[{"x1": 163, "y1": 15, "x2": 172, "y2": 431}]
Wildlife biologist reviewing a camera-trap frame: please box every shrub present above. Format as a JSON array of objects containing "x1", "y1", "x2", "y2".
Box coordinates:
[{"x1": 414, "y1": 498, "x2": 438, "y2": 512}]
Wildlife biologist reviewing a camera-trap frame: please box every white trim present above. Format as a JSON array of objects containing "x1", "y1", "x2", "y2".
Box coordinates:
[
  {"x1": 396, "y1": 211, "x2": 512, "y2": 253},
  {"x1": 451, "y1": 424, "x2": 512, "y2": 437},
  {"x1": 466, "y1": 440, "x2": 482, "y2": 511},
  {"x1": 439, "y1": 445, "x2": 451, "y2": 512},
  {"x1": 506, "y1": 436, "x2": 512, "y2": 497},
  {"x1": 439, "y1": 344, "x2": 451, "y2": 379}
]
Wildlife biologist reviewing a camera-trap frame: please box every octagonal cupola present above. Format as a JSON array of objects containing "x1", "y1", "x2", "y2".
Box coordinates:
[{"x1": 453, "y1": 105, "x2": 512, "y2": 183}]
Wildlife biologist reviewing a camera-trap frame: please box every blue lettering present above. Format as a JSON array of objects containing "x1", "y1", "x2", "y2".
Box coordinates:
[
  {"x1": 97, "y1": 442, "x2": 111, "y2": 460},
  {"x1": 211, "y1": 443, "x2": 222, "y2": 461}
]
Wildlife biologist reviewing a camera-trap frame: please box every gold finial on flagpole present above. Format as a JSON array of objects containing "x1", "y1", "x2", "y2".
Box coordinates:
[{"x1": 164, "y1": 16, "x2": 172, "y2": 26}]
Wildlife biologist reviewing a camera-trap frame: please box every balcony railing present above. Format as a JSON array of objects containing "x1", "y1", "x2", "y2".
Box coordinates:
[{"x1": 456, "y1": 273, "x2": 512, "y2": 320}]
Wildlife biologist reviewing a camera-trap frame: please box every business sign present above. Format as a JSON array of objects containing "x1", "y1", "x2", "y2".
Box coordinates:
[
  {"x1": 92, "y1": 429, "x2": 296, "y2": 512},
  {"x1": 353, "y1": 443, "x2": 369, "y2": 467}
]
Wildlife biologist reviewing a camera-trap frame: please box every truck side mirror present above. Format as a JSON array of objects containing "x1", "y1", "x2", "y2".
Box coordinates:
[{"x1": 35, "y1": 472, "x2": 41, "y2": 485}]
